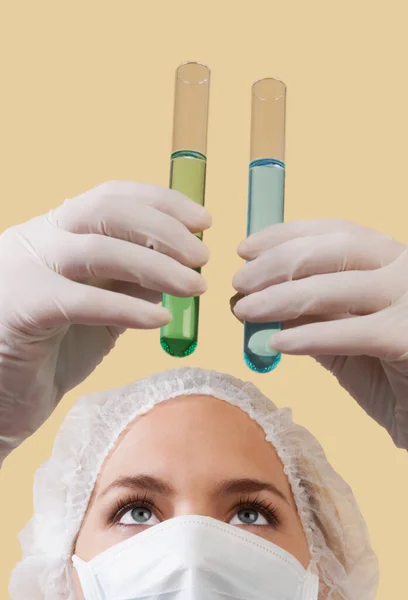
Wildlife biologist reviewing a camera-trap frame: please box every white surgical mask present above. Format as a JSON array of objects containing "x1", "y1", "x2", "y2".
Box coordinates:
[{"x1": 72, "y1": 515, "x2": 319, "y2": 600}]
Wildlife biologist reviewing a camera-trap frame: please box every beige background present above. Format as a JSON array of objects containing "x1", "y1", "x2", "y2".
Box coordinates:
[{"x1": 0, "y1": 1, "x2": 407, "y2": 597}]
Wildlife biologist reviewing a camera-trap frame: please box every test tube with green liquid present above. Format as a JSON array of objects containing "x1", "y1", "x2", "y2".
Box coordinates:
[
  {"x1": 244, "y1": 78, "x2": 286, "y2": 373},
  {"x1": 160, "y1": 62, "x2": 211, "y2": 357}
]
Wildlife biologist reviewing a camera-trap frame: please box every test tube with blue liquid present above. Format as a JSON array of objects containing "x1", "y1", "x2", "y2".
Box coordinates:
[
  {"x1": 160, "y1": 62, "x2": 210, "y2": 357},
  {"x1": 244, "y1": 77, "x2": 286, "y2": 373}
]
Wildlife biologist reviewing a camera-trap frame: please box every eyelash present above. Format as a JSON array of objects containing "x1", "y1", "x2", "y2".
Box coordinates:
[
  {"x1": 107, "y1": 493, "x2": 157, "y2": 527},
  {"x1": 235, "y1": 495, "x2": 281, "y2": 528},
  {"x1": 107, "y1": 493, "x2": 281, "y2": 529}
]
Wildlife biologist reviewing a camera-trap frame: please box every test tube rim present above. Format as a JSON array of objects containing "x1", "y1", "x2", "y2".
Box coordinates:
[
  {"x1": 176, "y1": 61, "x2": 211, "y2": 86},
  {"x1": 252, "y1": 77, "x2": 286, "y2": 101}
]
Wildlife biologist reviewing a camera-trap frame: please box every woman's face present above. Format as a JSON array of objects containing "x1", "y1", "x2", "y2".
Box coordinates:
[{"x1": 73, "y1": 395, "x2": 310, "y2": 597}]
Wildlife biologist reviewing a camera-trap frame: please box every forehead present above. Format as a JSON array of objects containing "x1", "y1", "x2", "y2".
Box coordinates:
[{"x1": 96, "y1": 395, "x2": 290, "y2": 494}]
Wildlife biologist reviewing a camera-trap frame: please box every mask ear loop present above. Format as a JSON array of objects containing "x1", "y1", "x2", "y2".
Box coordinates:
[
  {"x1": 303, "y1": 570, "x2": 320, "y2": 600},
  {"x1": 72, "y1": 555, "x2": 101, "y2": 600}
]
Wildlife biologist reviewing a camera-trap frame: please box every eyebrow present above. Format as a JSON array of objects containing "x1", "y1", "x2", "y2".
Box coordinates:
[
  {"x1": 98, "y1": 475, "x2": 289, "y2": 505},
  {"x1": 213, "y1": 478, "x2": 290, "y2": 505},
  {"x1": 97, "y1": 475, "x2": 175, "y2": 500}
]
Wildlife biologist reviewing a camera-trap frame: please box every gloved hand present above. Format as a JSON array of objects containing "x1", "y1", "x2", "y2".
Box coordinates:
[
  {"x1": 0, "y1": 180, "x2": 211, "y2": 464},
  {"x1": 232, "y1": 219, "x2": 408, "y2": 450}
]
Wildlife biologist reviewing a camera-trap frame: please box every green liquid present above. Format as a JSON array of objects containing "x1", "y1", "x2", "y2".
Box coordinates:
[
  {"x1": 244, "y1": 159, "x2": 285, "y2": 373},
  {"x1": 160, "y1": 150, "x2": 206, "y2": 357}
]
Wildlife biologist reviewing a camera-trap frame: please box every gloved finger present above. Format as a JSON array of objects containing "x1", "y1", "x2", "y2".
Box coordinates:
[
  {"x1": 230, "y1": 293, "x2": 350, "y2": 327},
  {"x1": 266, "y1": 311, "x2": 402, "y2": 360},
  {"x1": 49, "y1": 198, "x2": 209, "y2": 269},
  {"x1": 233, "y1": 269, "x2": 392, "y2": 322},
  {"x1": 33, "y1": 279, "x2": 172, "y2": 329},
  {"x1": 89, "y1": 278, "x2": 162, "y2": 303},
  {"x1": 57, "y1": 180, "x2": 212, "y2": 234},
  {"x1": 233, "y1": 231, "x2": 404, "y2": 294},
  {"x1": 237, "y1": 219, "x2": 371, "y2": 260},
  {"x1": 52, "y1": 233, "x2": 207, "y2": 297},
  {"x1": 230, "y1": 292, "x2": 244, "y2": 323},
  {"x1": 281, "y1": 312, "x2": 351, "y2": 329}
]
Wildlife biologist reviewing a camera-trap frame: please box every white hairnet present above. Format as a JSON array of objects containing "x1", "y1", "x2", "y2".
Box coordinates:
[{"x1": 9, "y1": 367, "x2": 378, "y2": 600}]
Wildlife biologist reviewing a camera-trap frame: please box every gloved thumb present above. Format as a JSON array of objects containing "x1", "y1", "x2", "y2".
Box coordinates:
[{"x1": 267, "y1": 312, "x2": 393, "y2": 360}]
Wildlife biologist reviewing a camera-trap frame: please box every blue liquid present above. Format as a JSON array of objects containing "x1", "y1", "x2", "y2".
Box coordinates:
[{"x1": 244, "y1": 158, "x2": 285, "y2": 373}]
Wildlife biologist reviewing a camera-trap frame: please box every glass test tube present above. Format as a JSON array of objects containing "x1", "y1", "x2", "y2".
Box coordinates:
[
  {"x1": 160, "y1": 62, "x2": 210, "y2": 357},
  {"x1": 244, "y1": 78, "x2": 286, "y2": 373}
]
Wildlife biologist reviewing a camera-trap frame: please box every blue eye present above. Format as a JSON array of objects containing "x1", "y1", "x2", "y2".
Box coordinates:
[
  {"x1": 119, "y1": 506, "x2": 160, "y2": 526},
  {"x1": 230, "y1": 508, "x2": 269, "y2": 526}
]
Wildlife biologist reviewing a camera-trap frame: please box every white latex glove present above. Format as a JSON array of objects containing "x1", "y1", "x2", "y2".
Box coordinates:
[
  {"x1": 0, "y1": 180, "x2": 211, "y2": 464},
  {"x1": 232, "y1": 219, "x2": 408, "y2": 450}
]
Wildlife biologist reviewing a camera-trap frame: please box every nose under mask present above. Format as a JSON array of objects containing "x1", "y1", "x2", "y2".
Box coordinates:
[{"x1": 72, "y1": 515, "x2": 319, "y2": 600}]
